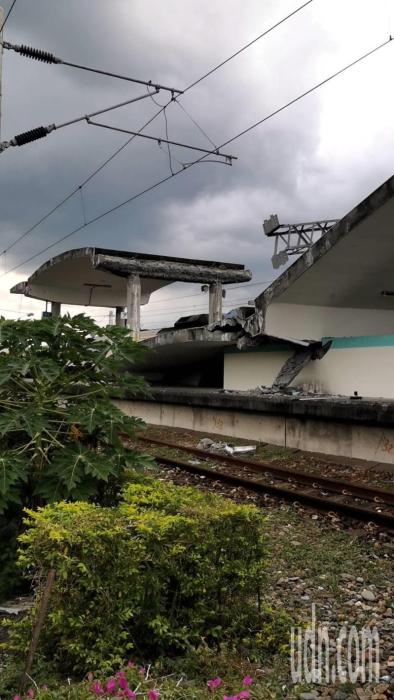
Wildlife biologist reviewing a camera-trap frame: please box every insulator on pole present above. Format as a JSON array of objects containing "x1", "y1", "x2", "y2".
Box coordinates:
[
  {"x1": 4, "y1": 42, "x2": 61, "y2": 63},
  {"x1": 12, "y1": 126, "x2": 52, "y2": 146},
  {"x1": 19, "y1": 44, "x2": 60, "y2": 63}
]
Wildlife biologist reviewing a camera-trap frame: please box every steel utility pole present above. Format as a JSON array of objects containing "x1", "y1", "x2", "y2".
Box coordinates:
[{"x1": 0, "y1": 7, "x2": 4, "y2": 141}]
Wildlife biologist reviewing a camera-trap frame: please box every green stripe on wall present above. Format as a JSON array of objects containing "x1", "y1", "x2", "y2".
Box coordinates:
[
  {"x1": 224, "y1": 342, "x2": 292, "y2": 354},
  {"x1": 323, "y1": 335, "x2": 394, "y2": 349},
  {"x1": 225, "y1": 335, "x2": 394, "y2": 354}
]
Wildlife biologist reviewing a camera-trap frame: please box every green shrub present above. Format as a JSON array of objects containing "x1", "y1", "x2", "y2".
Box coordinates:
[{"x1": 6, "y1": 480, "x2": 267, "y2": 672}]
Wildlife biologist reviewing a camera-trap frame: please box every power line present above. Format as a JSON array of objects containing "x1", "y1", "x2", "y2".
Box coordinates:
[
  {"x1": 135, "y1": 279, "x2": 275, "y2": 305},
  {"x1": 183, "y1": 0, "x2": 314, "y2": 93},
  {"x1": 174, "y1": 99, "x2": 217, "y2": 149},
  {"x1": 92, "y1": 296, "x2": 253, "y2": 320},
  {"x1": 218, "y1": 36, "x2": 393, "y2": 152},
  {"x1": 3, "y1": 34, "x2": 391, "y2": 278},
  {"x1": 162, "y1": 107, "x2": 174, "y2": 175},
  {"x1": 140, "y1": 300, "x2": 252, "y2": 317},
  {"x1": 1, "y1": 0, "x2": 314, "y2": 256},
  {"x1": 56, "y1": 279, "x2": 274, "y2": 321},
  {"x1": 3, "y1": 40, "x2": 183, "y2": 94},
  {"x1": 2, "y1": 104, "x2": 166, "y2": 255},
  {"x1": 0, "y1": 0, "x2": 17, "y2": 33}
]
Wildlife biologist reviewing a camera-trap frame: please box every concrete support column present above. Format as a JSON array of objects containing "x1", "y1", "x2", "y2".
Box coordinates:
[
  {"x1": 115, "y1": 306, "x2": 124, "y2": 326},
  {"x1": 51, "y1": 301, "x2": 61, "y2": 317},
  {"x1": 208, "y1": 282, "x2": 222, "y2": 324},
  {"x1": 126, "y1": 274, "x2": 141, "y2": 341}
]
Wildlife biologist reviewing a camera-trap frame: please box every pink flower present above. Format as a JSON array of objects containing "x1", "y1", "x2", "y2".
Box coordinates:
[
  {"x1": 147, "y1": 691, "x2": 160, "y2": 700},
  {"x1": 12, "y1": 696, "x2": 22, "y2": 700},
  {"x1": 127, "y1": 660, "x2": 135, "y2": 668},
  {"x1": 139, "y1": 666, "x2": 146, "y2": 675},
  {"x1": 239, "y1": 692, "x2": 251, "y2": 699},
  {"x1": 242, "y1": 676, "x2": 253, "y2": 686},
  {"x1": 106, "y1": 678, "x2": 117, "y2": 694},
  {"x1": 91, "y1": 680, "x2": 104, "y2": 695},
  {"x1": 118, "y1": 675, "x2": 128, "y2": 690},
  {"x1": 207, "y1": 677, "x2": 222, "y2": 690},
  {"x1": 123, "y1": 690, "x2": 136, "y2": 699},
  {"x1": 123, "y1": 690, "x2": 136, "y2": 700},
  {"x1": 26, "y1": 691, "x2": 35, "y2": 699}
]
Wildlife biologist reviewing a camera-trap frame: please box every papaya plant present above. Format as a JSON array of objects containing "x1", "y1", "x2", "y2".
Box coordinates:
[{"x1": 0, "y1": 314, "x2": 150, "y2": 513}]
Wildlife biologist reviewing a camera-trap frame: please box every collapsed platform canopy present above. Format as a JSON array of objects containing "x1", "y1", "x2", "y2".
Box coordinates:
[
  {"x1": 10, "y1": 247, "x2": 251, "y2": 308},
  {"x1": 256, "y1": 175, "x2": 394, "y2": 311}
]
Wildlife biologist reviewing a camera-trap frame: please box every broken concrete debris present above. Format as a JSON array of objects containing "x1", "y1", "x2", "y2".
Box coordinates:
[{"x1": 197, "y1": 438, "x2": 256, "y2": 455}]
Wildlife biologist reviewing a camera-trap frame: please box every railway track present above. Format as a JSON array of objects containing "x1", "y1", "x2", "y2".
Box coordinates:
[{"x1": 137, "y1": 434, "x2": 394, "y2": 529}]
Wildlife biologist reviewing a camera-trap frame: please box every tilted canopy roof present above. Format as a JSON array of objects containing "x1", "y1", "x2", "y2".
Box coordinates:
[{"x1": 255, "y1": 175, "x2": 394, "y2": 312}]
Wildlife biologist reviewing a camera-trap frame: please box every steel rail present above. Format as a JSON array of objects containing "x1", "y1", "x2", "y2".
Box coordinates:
[
  {"x1": 149, "y1": 452, "x2": 394, "y2": 530},
  {"x1": 137, "y1": 435, "x2": 394, "y2": 507}
]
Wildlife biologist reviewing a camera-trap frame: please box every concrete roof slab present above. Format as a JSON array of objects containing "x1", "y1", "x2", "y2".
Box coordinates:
[
  {"x1": 255, "y1": 175, "x2": 394, "y2": 314},
  {"x1": 10, "y1": 247, "x2": 250, "y2": 308}
]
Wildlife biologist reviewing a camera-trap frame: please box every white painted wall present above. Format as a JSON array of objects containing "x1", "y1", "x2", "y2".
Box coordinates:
[
  {"x1": 224, "y1": 346, "x2": 394, "y2": 398},
  {"x1": 224, "y1": 351, "x2": 292, "y2": 390},
  {"x1": 265, "y1": 303, "x2": 394, "y2": 340}
]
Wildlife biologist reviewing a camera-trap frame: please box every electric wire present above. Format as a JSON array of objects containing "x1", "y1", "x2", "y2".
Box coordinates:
[
  {"x1": 174, "y1": 99, "x2": 217, "y2": 149},
  {"x1": 1, "y1": 0, "x2": 314, "y2": 257},
  {"x1": 92, "y1": 296, "x2": 253, "y2": 320},
  {"x1": 134, "y1": 279, "x2": 274, "y2": 305},
  {"x1": 0, "y1": 0, "x2": 17, "y2": 33},
  {"x1": 217, "y1": 37, "x2": 393, "y2": 153},
  {"x1": 2, "y1": 103, "x2": 166, "y2": 255},
  {"x1": 3, "y1": 34, "x2": 391, "y2": 279},
  {"x1": 163, "y1": 107, "x2": 174, "y2": 175},
  {"x1": 183, "y1": 0, "x2": 314, "y2": 93}
]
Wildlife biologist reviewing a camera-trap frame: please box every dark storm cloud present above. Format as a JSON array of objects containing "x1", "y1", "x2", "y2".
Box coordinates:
[{"x1": 0, "y1": 0, "x2": 393, "y2": 323}]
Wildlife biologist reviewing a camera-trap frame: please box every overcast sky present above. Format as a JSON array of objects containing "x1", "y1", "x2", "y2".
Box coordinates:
[{"x1": 0, "y1": 0, "x2": 393, "y2": 327}]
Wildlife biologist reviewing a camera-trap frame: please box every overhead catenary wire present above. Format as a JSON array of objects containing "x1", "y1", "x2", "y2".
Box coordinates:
[
  {"x1": 86, "y1": 279, "x2": 274, "y2": 320},
  {"x1": 131, "y1": 279, "x2": 275, "y2": 305},
  {"x1": 183, "y1": 0, "x2": 314, "y2": 93},
  {"x1": 3, "y1": 34, "x2": 391, "y2": 279},
  {"x1": 92, "y1": 296, "x2": 254, "y2": 321},
  {"x1": 0, "y1": 0, "x2": 16, "y2": 33},
  {"x1": 1, "y1": 0, "x2": 315, "y2": 257},
  {"x1": 173, "y1": 100, "x2": 217, "y2": 149},
  {"x1": 2, "y1": 103, "x2": 166, "y2": 255},
  {"x1": 162, "y1": 107, "x2": 174, "y2": 175}
]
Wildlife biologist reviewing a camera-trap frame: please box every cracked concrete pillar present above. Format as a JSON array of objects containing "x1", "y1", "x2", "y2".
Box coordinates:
[
  {"x1": 126, "y1": 274, "x2": 141, "y2": 341},
  {"x1": 209, "y1": 281, "x2": 222, "y2": 324},
  {"x1": 51, "y1": 301, "x2": 61, "y2": 317}
]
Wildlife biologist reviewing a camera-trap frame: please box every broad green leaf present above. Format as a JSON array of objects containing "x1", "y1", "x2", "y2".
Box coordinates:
[
  {"x1": 37, "y1": 359, "x2": 62, "y2": 383},
  {"x1": 0, "y1": 314, "x2": 148, "y2": 507},
  {"x1": 0, "y1": 411, "x2": 22, "y2": 437},
  {"x1": 0, "y1": 451, "x2": 28, "y2": 496}
]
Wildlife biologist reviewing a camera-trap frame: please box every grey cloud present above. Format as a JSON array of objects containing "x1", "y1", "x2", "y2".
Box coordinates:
[{"x1": 0, "y1": 0, "x2": 392, "y2": 326}]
